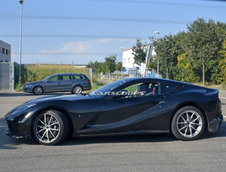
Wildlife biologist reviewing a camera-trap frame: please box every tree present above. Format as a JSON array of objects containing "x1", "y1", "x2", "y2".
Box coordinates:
[
  {"x1": 116, "y1": 62, "x2": 123, "y2": 71},
  {"x1": 219, "y1": 40, "x2": 226, "y2": 85},
  {"x1": 132, "y1": 39, "x2": 146, "y2": 66},
  {"x1": 185, "y1": 18, "x2": 225, "y2": 85},
  {"x1": 154, "y1": 35, "x2": 180, "y2": 79},
  {"x1": 105, "y1": 55, "x2": 116, "y2": 73}
]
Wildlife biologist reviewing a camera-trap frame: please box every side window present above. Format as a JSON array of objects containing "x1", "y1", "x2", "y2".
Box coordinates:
[
  {"x1": 161, "y1": 82, "x2": 178, "y2": 94},
  {"x1": 48, "y1": 76, "x2": 58, "y2": 81},
  {"x1": 73, "y1": 75, "x2": 83, "y2": 79},
  {"x1": 62, "y1": 75, "x2": 70, "y2": 80},
  {"x1": 121, "y1": 82, "x2": 160, "y2": 98}
]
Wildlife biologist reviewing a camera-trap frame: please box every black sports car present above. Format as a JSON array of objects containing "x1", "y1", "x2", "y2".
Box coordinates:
[{"x1": 5, "y1": 77, "x2": 223, "y2": 145}]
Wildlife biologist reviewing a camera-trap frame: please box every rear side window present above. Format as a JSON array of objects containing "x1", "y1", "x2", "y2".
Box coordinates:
[
  {"x1": 73, "y1": 75, "x2": 83, "y2": 79},
  {"x1": 62, "y1": 75, "x2": 71, "y2": 80},
  {"x1": 161, "y1": 82, "x2": 179, "y2": 94}
]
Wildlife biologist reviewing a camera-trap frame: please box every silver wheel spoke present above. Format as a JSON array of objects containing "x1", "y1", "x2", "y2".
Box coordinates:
[
  {"x1": 191, "y1": 116, "x2": 200, "y2": 123},
  {"x1": 50, "y1": 128, "x2": 60, "y2": 131},
  {"x1": 190, "y1": 112, "x2": 195, "y2": 121},
  {"x1": 37, "y1": 125, "x2": 45, "y2": 129},
  {"x1": 186, "y1": 112, "x2": 189, "y2": 121},
  {"x1": 38, "y1": 119, "x2": 45, "y2": 125},
  {"x1": 190, "y1": 122, "x2": 201, "y2": 126},
  {"x1": 40, "y1": 130, "x2": 47, "y2": 140},
  {"x1": 37, "y1": 128, "x2": 45, "y2": 134},
  {"x1": 184, "y1": 126, "x2": 188, "y2": 136},
  {"x1": 48, "y1": 116, "x2": 53, "y2": 125},
  {"x1": 46, "y1": 131, "x2": 50, "y2": 142},
  {"x1": 178, "y1": 122, "x2": 186, "y2": 124},
  {"x1": 181, "y1": 115, "x2": 186, "y2": 122},
  {"x1": 190, "y1": 125, "x2": 198, "y2": 131},
  {"x1": 189, "y1": 125, "x2": 192, "y2": 136},
  {"x1": 50, "y1": 122, "x2": 59, "y2": 126},
  {"x1": 44, "y1": 114, "x2": 47, "y2": 124},
  {"x1": 179, "y1": 125, "x2": 187, "y2": 131},
  {"x1": 49, "y1": 130, "x2": 56, "y2": 139}
]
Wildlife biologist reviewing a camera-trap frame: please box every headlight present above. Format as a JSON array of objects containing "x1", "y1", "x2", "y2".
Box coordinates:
[{"x1": 25, "y1": 84, "x2": 33, "y2": 88}]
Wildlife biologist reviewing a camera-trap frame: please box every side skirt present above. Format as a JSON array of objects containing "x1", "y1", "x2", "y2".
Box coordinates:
[{"x1": 73, "y1": 130, "x2": 170, "y2": 138}]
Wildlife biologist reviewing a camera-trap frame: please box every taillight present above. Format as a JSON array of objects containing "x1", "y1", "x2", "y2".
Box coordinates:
[{"x1": 86, "y1": 80, "x2": 91, "y2": 84}]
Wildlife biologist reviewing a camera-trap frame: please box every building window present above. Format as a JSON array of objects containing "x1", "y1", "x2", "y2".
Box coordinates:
[
  {"x1": 6, "y1": 49, "x2": 8, "y2": 55},
  {"x1": 2, "y1": 48, "x2": 4, "y2": 54},
  {"x1": 124, "y1": 58, "x2": 126, "y2": 64}
]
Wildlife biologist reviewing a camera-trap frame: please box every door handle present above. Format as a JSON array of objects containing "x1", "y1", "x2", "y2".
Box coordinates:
[{"x1": 158, "y1": 101, "x2": 165, "y2": 104}]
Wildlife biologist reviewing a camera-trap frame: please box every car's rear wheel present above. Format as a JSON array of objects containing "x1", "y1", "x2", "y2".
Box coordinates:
[
  {"x1": 33, "y1": 86, "x2": 43, "y2": 95},
  {"x1": 72, "y1": 86, "x2": 82, "y2": 94},
  {"x1": 32, "y1": 110, "x2": 69, "y2": 145},
  {"x1": 171, "y1": 106, "x2": 205, "y2": 141}
]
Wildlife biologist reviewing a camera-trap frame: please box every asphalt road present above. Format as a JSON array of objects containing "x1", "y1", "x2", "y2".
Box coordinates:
[{"x1": 0, "y1": 91, "x2": 226, "y2": 172}]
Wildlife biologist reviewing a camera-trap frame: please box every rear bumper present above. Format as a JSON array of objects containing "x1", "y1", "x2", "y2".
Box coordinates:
[
  {"x1": 83, "y1": 85, "x2": 92, "y2": 91},
  {"x1": 208, "y1": 113, "x2": 223, "y2": 133}
]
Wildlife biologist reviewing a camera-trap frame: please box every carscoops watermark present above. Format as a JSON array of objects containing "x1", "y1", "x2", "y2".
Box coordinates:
[{"x1": 93, "y1": 91, "x2": 146, "y2": 96}]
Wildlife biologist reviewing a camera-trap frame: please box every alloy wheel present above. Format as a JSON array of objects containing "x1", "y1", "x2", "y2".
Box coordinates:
[
  {"x1": 73, "y1": 86, "x2": 82, "y2": 94},
  {"x1": 34, "y1": 112, "x2": 60, "y2": 144},
  {"x1": 176, "y1": 110, "x2": 203, "y2": 138},
  {"x1": 34, "y1": 87, "x2": 43, "y2": 95}
]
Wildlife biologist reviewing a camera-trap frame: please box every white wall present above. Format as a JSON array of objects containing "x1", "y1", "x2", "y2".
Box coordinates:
[
  {"x1": 122, "y1": 46, "x2": 155, "y2": 76},
  {"x1": 0, "y1": 40, "x2": 11, "y2": 62}
]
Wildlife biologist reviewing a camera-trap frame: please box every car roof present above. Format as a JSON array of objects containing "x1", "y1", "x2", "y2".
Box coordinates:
[{"x1": 121, "y1": 77, "x2": 196, "y2": 86}]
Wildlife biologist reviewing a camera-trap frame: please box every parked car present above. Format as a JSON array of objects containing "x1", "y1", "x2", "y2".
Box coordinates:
[
  {"x1": 23, "y1": 73, "x2": 92, "y2": 95},
  {"x1": 6, "y1": 77, "x2": 223, "y2": 145}
]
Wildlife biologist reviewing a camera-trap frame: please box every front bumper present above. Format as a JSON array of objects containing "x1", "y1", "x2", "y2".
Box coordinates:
[
  {"x1": 23, "y1": 86, "x2": 33, "y2": 93},
  {"x1": 208, "y1": 113, "x2": 223, "y2": 133},
  {"x1": 5, "y1": 118, "x2": 31, "y2": 139}
]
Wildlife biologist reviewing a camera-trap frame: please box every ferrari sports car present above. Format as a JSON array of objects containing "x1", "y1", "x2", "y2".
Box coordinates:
[{"x1": 5, "y1": 77, "x2": 223, "y2": 145}]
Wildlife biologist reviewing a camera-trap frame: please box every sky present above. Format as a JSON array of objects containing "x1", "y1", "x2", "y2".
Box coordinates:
[{"x1": 0, "y1": 0, "x2": 226, "y2": 65}]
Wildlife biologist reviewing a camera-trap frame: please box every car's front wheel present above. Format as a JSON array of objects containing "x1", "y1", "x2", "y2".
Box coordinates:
[
  {"x1": 171, "y1": 106, "x2": 205, "y2": 141},
  {"x1": 32, "y1": 110, "x2": 69, "y2": 145},
  {"x1": 33, "y1": 86, "x2": 43, "y2": 95}
]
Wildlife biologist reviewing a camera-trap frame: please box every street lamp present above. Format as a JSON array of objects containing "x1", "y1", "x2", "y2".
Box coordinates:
[
  {"x1": 155, "y1": 31, "x2": 160, "y2": 76},
  {"x1": 18, "y1": 0, "x2": 24, "y2": 85}
]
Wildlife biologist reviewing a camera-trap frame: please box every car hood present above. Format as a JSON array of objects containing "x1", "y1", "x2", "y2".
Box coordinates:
[
  {"x1": 26, "y1": 81, "x2": 44, "y2": 85},
  {"x1": 26, "y1": 94, "x2": 93, "y2": 104}
]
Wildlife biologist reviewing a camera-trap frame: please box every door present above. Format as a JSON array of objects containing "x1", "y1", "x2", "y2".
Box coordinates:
[
  {"x1": 42, "y1": 75, "x2": 60, "y2": 92},
  {"x1": 90, "y1": 81, "x2": 167, "y2": 133},
  {"x1": 57, "y1": 75, "x2": 73, "y2": 91}
]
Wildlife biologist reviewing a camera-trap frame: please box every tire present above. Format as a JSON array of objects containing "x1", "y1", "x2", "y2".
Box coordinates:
[
  {"x1": 72, "y1": 86, "x2": 82, "y2": 94},
  {"x1": 171, "y1": 106, "x2": 205, "y2": 141},
  {"x1": 32, "y1": 110, "x2": 69, "y2": 145},
  {"x1": 33, "y1": 86, "x2": 43, "y2": 95}
]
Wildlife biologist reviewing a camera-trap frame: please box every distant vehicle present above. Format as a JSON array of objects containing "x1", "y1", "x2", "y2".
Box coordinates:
[
  {"x1": 23, "y1": 73, "x2": 92, "y2": 95},
  {"x1": 6, "y1": 77, "x2": 223, "y2": 145}
]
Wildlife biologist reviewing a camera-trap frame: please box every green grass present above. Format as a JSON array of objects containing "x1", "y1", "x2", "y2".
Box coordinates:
[{"x1": 15, "y1": 64, "x2": 109, "y2": 92}]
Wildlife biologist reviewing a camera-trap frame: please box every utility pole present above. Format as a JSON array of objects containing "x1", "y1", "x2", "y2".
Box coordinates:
[
  {"x1": 18, "y1": 0, "x2": 24, "y2": 85},
  {"x1": 155, "y1": 31, "x2": 160, "y2": 76}
]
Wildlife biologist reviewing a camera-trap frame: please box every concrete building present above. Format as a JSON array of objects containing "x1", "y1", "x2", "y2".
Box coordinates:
[
  {"x1": 0, "y1": 40, "x2": 11, "y2": 62},
  {"x1": 122, "y1": 45, "x2": 156, "y2": 76}
]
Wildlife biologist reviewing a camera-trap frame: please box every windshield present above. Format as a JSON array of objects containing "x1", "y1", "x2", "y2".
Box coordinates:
[
  {"x1": 90, "y1": 79, "x2": 127, "y2": 95},
  {"x1": 42, "y1": 75, "x2": 55, "y2": 81}
]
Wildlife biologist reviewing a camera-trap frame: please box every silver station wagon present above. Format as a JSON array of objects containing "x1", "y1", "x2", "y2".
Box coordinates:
[{"x1": 23, "y1": 73, "x2": 92, "y2": 95}]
